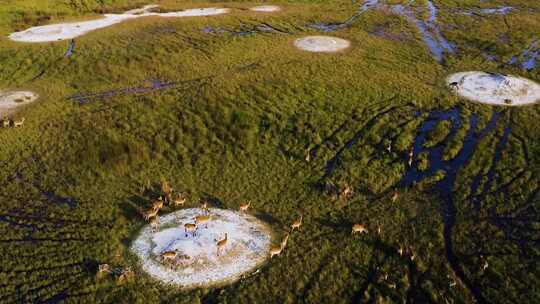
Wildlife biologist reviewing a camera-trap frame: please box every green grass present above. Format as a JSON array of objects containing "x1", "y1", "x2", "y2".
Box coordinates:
[{"x1": 0, "y1": 0, "x2": 539, "y2": 303}]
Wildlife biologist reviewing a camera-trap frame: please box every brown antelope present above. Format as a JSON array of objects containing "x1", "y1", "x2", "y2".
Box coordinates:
[
  {"x1": 408, "y1": 148, "x2": 414, "y2": 167},
  {"x1": 2, "y1": 118, "x2": 10, "y2": 128},
  {"x1": 200, "y1": 200, "x2": 209, "y2": 213},
  {"x1": 174, "y1": 193, "x2": 186, "y2": 207},
  {"x1": 377, "y1": 225, "x2": 382, "y2": 235},
  {"x1": 387, "y1": 143, "x2": 392, "y2": 153},
  {"x1": 482, "y1": 260, "x2": 489, "y2": 271},
  {"x1": 116, "y1": 267, "x2": 134, "y2": 284},
  {"x1": 290, "y1": 215, "x2": 303, "y2": 232},
  {"x1": 270, "y1": 233, "x2": 289, "y2": 258},
  {"x1": 216, "y1": 233, "x2": 228, "y2": 256},
  {"x1": 161, "y1": 250, "x2": 178, "y2": 262},
  {"x1": 194, "y1": 214, "x2": 210, "y2": 228},
  {"x1": 151, "y1": 197, "x2": 164, "y2": 211},
  {"x1": 239, "y1": 201, "x2": 251, "y2": 212},
  {"x1": 143, "y1": 207, "x2": 159, "y2": 221},
  {"x1": 149, "y1": 216, "x2": 159, "y2": 232},
  {"x1": 305, "y1": 151, "x2": 311, "y2": 162},
  {"x1": 391, "y1": 191, "x2": 399, "y2": 203},
  {"x1": 341, "y1": 185, "x2": 353, "y2": 199},
  {"x1": 280, "y1": 232, "x2": 290, "y2": 248},
  {"x1": 184, "y1": 223, "x2": 197, "y2": 237},
  {"x1": 351, "y1": 223, "x2": 367, "y2": 235},
  {"x1": 98, "y1": 264, "x2": 111, "y2": 275},
  {"x1": 13, "y1": 117, "x2": 25, "y2": 127}
]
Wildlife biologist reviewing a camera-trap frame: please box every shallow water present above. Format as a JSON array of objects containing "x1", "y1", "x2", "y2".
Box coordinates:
[{"x1": 401, "y1": 108, "x2": 503, "y2": 304}]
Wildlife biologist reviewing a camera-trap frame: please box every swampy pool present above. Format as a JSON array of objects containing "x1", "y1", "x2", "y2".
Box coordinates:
[{"x1": 0, "y1": 1, "x2": 539, "y2": 303}]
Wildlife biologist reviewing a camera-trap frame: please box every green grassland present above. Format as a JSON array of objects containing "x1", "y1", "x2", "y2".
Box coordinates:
[{"x1": 0, "y1": 0, "x2": 539, "y2": 303}]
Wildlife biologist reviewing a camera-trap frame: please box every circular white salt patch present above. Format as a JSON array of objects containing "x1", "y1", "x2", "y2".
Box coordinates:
[
  {"x1": 250, "y1": 5, "x2": 281, "y2": 12},
  {"x1": 294, "y1": 36, "x2": 351, "y2": 53},
  {"x1": 0, "y1": 91, "x2": 38, "y2": 116},
  {"x1": 130, "y1": 208, "x2": 273, "y2": 288},
  {"x1": 447, "y1": 71, "x2": 540, "y2": 106}
]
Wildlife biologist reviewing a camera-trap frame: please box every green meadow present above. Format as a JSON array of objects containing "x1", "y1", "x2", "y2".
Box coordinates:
[{"x1": 0, "y1": 0, "x2": 539, "y2": 303}]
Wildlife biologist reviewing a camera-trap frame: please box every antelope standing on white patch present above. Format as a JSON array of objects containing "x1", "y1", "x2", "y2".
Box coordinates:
[
  {"x1": 216, "y1": 233, "x2": 228, "y2": 256},
  {"x1": 194, "y1": 214, "x2": 210, "y2": 228},
  {"x1": 161, "y1": 250, "x2": 177, "y2": 262},
  {"x1": 184, "y1": 223, "x2": 197, "y2": 237}
]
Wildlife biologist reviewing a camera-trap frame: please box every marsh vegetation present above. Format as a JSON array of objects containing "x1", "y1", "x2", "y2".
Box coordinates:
[{"x1": 0, "y1": 0, "x2": 539, "y2": 303}]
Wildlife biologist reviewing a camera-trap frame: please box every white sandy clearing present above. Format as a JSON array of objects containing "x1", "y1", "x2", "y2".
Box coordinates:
[
  {"x1": 294, "y1": 35, "x2": 351, "y2": 53},
  {"x1": 447, "y1": 71, "x2": 540, "y2": 106},
  {"x1": 0, "y1": 91, "x2": 38, "y2": 117},
  {"x1": 130, "y1": 208, "x2": 273, "y2": 288},
  {"x1": 9, "y1": 6, "x2": 229, "y2": 43},
  {"x1": 250, "y1": 5, "x2": 281, "y2": 12}
]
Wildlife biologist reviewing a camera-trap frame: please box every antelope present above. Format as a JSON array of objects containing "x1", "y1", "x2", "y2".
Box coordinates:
[
  {"x1": 482, "y1": 260, "x2": 489, "y2": 271},
  {"x1": 377, "y1": 225, "x2": 382, "y2": 235},
  {"x1": 161, "y1": 250, "x2": 178, "y2": 262},
  {"x1": 239, "y1": 201, "x2": 251, "y2": 212},
  {"x1": 449, "y1": 81, "x2": 459, "y2": 90},
  {"x1": 200, "y1": 200, "x2": 209, "y2": 213},
  {"x1": 13, "y1": 117, "x2": 25, "y2": 127},
  {"x1": 2, "y1": 118, "x2": 10, "y2": 128},
  {"x1": 98, "y1": 264, "x2": 111, "y2": 275},
  {"x1": 174, "y1": 193, "x2": 186, "y2": 206},
  {"x1": 290, "y1": 215, "x2": 303, "y2": 232},
  {"x1": 270, "y1": 233, "x2": 289, "y2": 258},
  {"x1": 216, "y1": 233, "x2": 228, "y2": 256},
  {"x1": 398, "y1": 246, "x2": 404, "y2": 256},
  {"x1": 504, "y1": 98, "x2": 513, "y2": 105},
  {"x1": 116, "y1": 267, "x2": 134, "y2": 284},
  {"x1": 341, "y1": 185, "x2": 353, "y2": 199},
  {"x1": 149, "y1": 216, "x2": 159, "y2": 232},
  {"x1": 194, "y1": 215, "x2": 211, "y2": 228},
  {"x1": 387, "y1": 143, "x2": 392, "y2": 153},
  {"x1": 351, "y1": 223, "x2": 367, "y2": 235},
  {"x1": 184, "y1": 223, "x2": 197, "y2": 237},
  {"x1": 305, "y1": 151, "x2": 311, "y2": 162},
  {"x1": 151, "y1": 197, "x2": 164, "y2": 211},
  {"x1": 280, "y1": 232, "x2": 290, "y2": 249},
  {"x1": 391, "y1": 191, "x2": 399, "y2": 203},
  {"x1": 143, "y1": 207, "x2": 159, "y2": 221},
  {"x1": 408, "y1": 148, "x2": 414, "y2": 167}
]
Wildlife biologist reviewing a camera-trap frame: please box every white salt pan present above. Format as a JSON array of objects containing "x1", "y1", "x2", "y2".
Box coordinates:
[
  {"x1": 130, "y1": 208, "x2": 273, "y2": 288},
  {"x1": 9, "y1": 6, "x2": 229, "y2": 43},
  {"x1": 294, "y1": 36, "x2": 350, "y2": 53},
  {"x1": 0, "y1": 91, "x2": 38, "y2": 116},
  {"x1": 250, "y1": 5, "x2": 281, "y2": 12},
  {"x1": 447, "y1": 71, "x2": 540, "y2": 106}
]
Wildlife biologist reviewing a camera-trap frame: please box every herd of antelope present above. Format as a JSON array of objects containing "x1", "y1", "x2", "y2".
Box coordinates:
[
  {"x1": 1, "y1": 117, "x2": 25, "y2": 128},
  {"x1": 141, "y1": 180, "x2": 420, "y2": 291}
]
